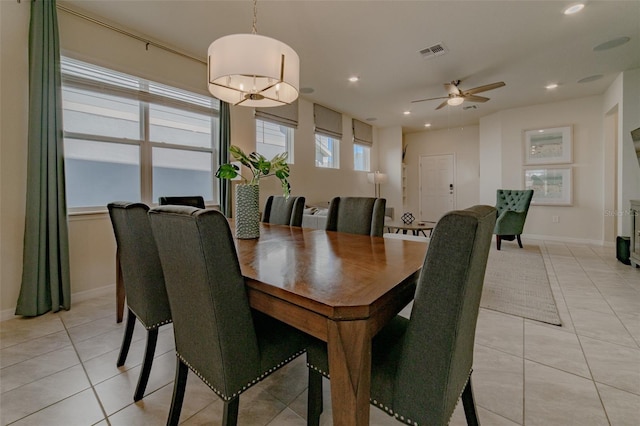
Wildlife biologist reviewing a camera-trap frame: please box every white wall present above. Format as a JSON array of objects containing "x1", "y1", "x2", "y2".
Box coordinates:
[
  {"x1": 1, "y1": 1, "x2": 30, "y2": 318},
  {"x1": 403, "y1": 126, "x2": 481, "y2": 219},
  {"x1": 479, "y1": 96, "x2": 605, "y2": 244},
  {"x1": 478, "y1": 114, "x2": 503, "y2": 205},
  {"x1": 608, "y1": 70, "x2": 640, "y2": 237},
  {"x1": 378, "y1": 126, "x2": 403, "y2": 218}
]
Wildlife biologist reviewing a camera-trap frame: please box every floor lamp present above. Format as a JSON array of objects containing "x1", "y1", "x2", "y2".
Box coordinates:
[{"x1": 367, "y1": 171, "x2": 387, "y2": 198}]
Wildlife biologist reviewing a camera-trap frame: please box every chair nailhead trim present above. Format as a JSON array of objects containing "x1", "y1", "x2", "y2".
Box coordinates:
[
  {"x1": 305, "y1": 364, "x2": 473, "y2": 426},
  {"x1": 179, "y1": 349, "x2": 305, "y2": 401},
  {"x1": 145, "y1": 319, "x2": 173, "y2": 330},
  {"x1": 129, "y1": 307, "x2": 173, "y2": 330}
]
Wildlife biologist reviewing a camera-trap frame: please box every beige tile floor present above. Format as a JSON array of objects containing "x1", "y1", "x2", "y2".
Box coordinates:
[{"x1": 1, "y1": 241, "x2": 639, "y2": 425}]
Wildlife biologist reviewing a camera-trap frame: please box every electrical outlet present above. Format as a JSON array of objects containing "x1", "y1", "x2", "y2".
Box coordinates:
[{"x1": 552, "y1": 215, "x2": 559, "y2": 223}]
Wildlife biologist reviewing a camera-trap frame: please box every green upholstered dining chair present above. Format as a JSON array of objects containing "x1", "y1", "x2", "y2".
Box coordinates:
[
  {"x1": 494, "y1": 189, "x2": 534, "y2": 250},
  {"x1": 325, "y1": 196, "x2": 386, "y2": 237},
  {"x1": 158, "y1": 195, "x2": 205, "y2": 209},
  {"x1": 262, "y1": 195, "x2": 306, "y2": 226},
  {"x1": 306, "y1": 205, "x2": 497, "y2": 426},
  {"x1": 148, "y1": 206, "x2": 309, "y2": 426},
  {"x1": 107, "y1": 202, "x2": 172, "y2": 402}
]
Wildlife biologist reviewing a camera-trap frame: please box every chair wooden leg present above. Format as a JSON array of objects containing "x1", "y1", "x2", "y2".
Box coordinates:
[
  {"x1": 223, "y1": 397, "x2": 239, "y2": 426},
  {"x1": 516, "y1": 234, "x2": 523, "y2": 248},
  {"x1": 496, "y1": 235, "x2": 502, "y2": 250},
  {"x1": 133, "y1": 328, "x2": 159, "y2": 401},
  {"x1": 167, "y1": 358, "x2": 188, "y2": 426},
  {"x1": 307, "y1": 369, "x2": 323, "y2": 426},
  {"x1": 117, "y1": 308, "x2": 136, "y2": 367},
  {"x1": 462, "y1": 375, "x2": 480, "y2": 426}
]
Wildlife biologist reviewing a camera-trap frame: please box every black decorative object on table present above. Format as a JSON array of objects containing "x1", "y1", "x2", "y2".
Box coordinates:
[{"x1": 401, "y1": 212, "x2": 415, "y2": 224}]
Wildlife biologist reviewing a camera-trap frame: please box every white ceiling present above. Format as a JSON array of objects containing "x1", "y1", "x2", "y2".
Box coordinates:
[{"x1": 60, "y1": 0, "x2": 640, "y2": 133}]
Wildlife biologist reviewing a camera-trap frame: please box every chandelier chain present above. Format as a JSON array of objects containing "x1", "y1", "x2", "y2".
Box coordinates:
[{"x1": 252, "y1": 0, "x2": 258, "y2": 34}]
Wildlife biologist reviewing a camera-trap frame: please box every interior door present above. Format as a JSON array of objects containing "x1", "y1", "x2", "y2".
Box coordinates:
[{"x1": 419, "y1": 154, "x2": 455, "y2": 221}]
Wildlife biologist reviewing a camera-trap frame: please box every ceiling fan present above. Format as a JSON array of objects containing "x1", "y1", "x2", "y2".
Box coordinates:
[{"x1": 412, "y1": 80, "x2": 506, "y2": 110}]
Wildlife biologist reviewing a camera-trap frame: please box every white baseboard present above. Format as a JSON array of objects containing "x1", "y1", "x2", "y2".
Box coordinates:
[
  {"x1": 523, "y1": 233, "x2": 606, "y2": 246},
  {"x1": 1, "y1": 284, "x2": 116, "y2": 322}
]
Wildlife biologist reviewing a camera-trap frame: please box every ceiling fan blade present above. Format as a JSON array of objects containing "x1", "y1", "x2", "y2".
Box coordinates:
[
  {"x1": 463, "y1": 81, "x2": 505, "y2": 95},
  {"x1": 435, "y1": 100, "x2": 449, "y2": 110},
  {"x1": 463, "y1": 95, "x2": 490, "y2": 103},
  {"x1": 411, "y1": 96, "x2": 449, "y2": 103}
]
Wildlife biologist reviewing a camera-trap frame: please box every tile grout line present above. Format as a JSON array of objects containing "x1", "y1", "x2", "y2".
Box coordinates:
[
  {"x1": 560, "y1": 243, "x2": 614, "y2": 425},
  {"x1": 59, "y1": 315, "x2": 112, "y2": 426}
]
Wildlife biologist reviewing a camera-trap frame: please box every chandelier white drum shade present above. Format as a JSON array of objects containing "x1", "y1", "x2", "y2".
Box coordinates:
[{"x1": 207, "y1": 34, "x2": 300, "y2": 107}]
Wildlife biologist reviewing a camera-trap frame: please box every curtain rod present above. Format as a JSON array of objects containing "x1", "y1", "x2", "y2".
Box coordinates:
[{"x1": 56, "y1": 4, "x2": 207, "y2": 65}]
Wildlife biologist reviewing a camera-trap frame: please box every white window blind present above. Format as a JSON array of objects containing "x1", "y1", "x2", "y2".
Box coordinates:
[
  {"x1": 314, "y1": 104, "x2": 342, "y2": 139},
  {"x1": 61, "y1": 58, "x2": 219, "y2": 116},
  {"x1": 352, "y1": 119, "x2": 373, "y2": 146},
  {"x1": 255, "y1": 100, "x2": 298, "y2": 128}
]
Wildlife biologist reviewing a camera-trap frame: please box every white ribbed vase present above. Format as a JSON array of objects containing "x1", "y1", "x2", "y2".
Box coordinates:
[{"x1": 235, "y1": 184, "x2": 260, "y2": 239}]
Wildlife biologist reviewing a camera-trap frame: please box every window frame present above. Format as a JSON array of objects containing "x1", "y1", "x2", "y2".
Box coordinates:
[
  {"x1": 61, "y1": 57, "x2": 219, "y2": 213},
  {"x1": 255, "y1": 118, "x2": 295, "y2": 163},
  {"x1": 315, "y1": 133, "x2": 340, "y2": 169},
  {"x1": 353, "y1": 143, "x2": 371, "y2": 172}
]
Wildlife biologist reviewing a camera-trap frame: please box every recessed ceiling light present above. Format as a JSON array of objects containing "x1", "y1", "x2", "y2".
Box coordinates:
[
  {"x1": 348, "y1": 76, "x2": 359, "y2": 82},
  {"x1": 593, "y1": 36, "x2": 631, "y2": 51},
  {"x1": 424, "y1": 123, "x2": 431, "y2": 128},
  {"x1": 403, "y1": 111, "x2": 411, "y2": 115},
  {"x1": 545, "y1": 83, "x2": 559, "y2": 89},
  {"x1": 300, "y1": 87, "x2": 314, "y2": 94},
  {"x1": 563, "y1": 3, "x2": 584, "y2": 15},
  {"x1": 578, "y1": 74, "x2": 603, "y2": 83},
  {"x1": 365, "y1": 117, "x2": 377, "y2": 122}
]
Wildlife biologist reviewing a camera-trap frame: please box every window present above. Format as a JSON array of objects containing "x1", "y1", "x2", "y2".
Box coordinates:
[
  {"x1": 255, "y1": 119, "x2": 294, "y2": 162},
  {"x1": 255, "y1": 101, "x2": 297, "y2": 162},
  {"x1": 315, "y1": 134, "x2": 340, "y2": 168},
  {"x1": 61, "y1": 58, "x2": 219, "y2": 211},
  {"x1": 353, "y1": 144, "x2": 371, "y2": 171},
  {"x1": 314, "y1": 104, "x2": 342, "y2": 169},
  {"x1": 352, "y1": 118, "x2": 372, "y2": 172}
]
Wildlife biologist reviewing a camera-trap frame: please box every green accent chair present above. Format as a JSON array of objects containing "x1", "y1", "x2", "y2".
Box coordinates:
[
  {"x1": 107, "y1": 202, "x2": 172, "y2": 402},
  {"x1": 325, "y1": 196, "x2": 386, "y2": 237},
  {"x1": 494, "y1": 189, "x2": 534, "y2": 250},
  {"x1": 158, "y1": 195, "x2": 205, "y2": 209},
  {"x1": 306, "y1": 205, "x2": 497, "y2": 426},
  {"x1": 262, "y1": 195, "x2": 306, "y2": 226},
  {"x1": 148, "y1": 206, "x2": 309, "y2": 426}
]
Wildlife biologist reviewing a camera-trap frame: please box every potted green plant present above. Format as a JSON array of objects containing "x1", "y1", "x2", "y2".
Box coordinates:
[{"x1": 216, "y1": 145, "x2": 291, "y2": 239}]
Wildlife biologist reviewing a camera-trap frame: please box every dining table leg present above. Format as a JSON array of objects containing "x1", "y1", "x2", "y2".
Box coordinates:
[{"x1": 327, "y1": 318, "x2": 371, "y2": 426}]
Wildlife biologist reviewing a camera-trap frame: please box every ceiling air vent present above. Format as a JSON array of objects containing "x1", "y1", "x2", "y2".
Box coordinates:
[{"x1": 419, "y1": 42, "x2": 448, "y2": 59}]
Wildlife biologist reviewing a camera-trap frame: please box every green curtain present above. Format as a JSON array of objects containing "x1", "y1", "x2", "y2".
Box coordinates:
[
  {"x1": 218, "y1": 101, "x2": 232, "y2": 217},
  {"x1": 16, "y1": 0, "x2": 71, "y2": 316}
]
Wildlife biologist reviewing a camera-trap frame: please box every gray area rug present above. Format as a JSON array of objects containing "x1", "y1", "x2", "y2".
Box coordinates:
[{"x1": 481, "y1": 244, "x2": 562, "y2": 326}]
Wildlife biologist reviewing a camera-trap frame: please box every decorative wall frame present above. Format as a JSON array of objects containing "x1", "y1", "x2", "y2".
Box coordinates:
[
  {"x1": 524, "y1": 125, "x2": 572, "y2": 165},
  {"x1": 524, "y1": 167, "x2": 573, "y2": 206}
]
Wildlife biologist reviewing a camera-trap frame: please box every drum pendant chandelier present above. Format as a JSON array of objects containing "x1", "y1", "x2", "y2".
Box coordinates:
[{"x1": 207, "y1": 0, "x2": 299, "y2": 107}]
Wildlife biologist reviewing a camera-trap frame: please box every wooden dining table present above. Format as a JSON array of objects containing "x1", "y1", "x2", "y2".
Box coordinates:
[
  {"x1": 115, "y1": 220, "x2": 428, "y2": 425},
  {"x1": 234, "y1": 223, "x2": 428, "y2": 425}
]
